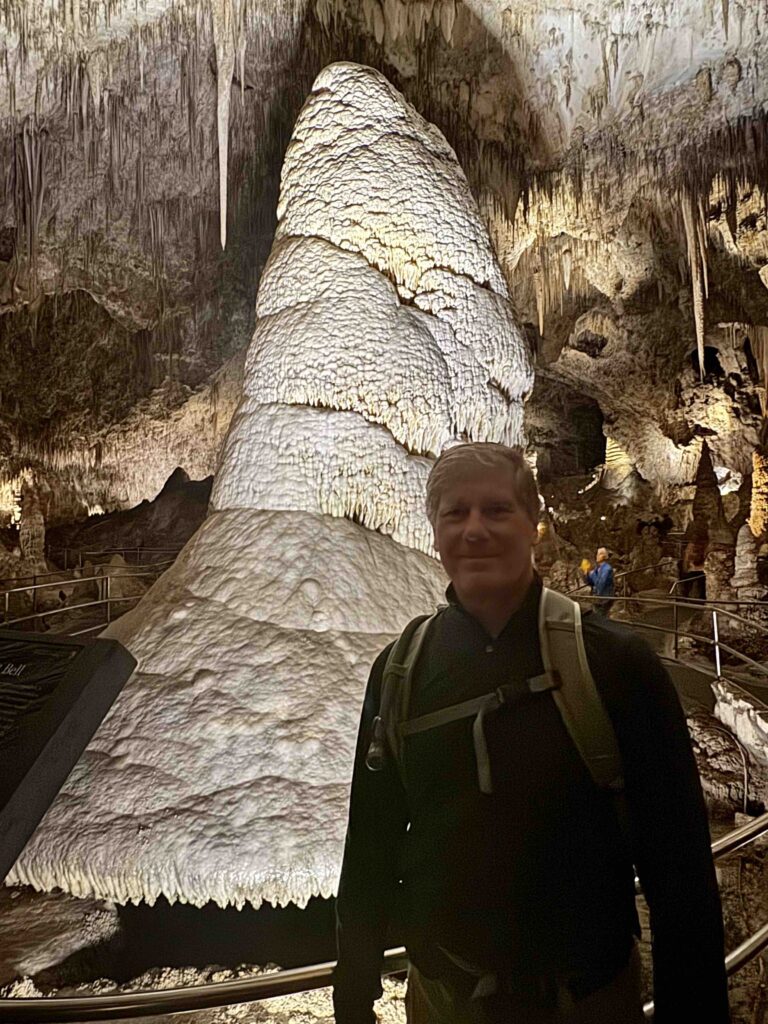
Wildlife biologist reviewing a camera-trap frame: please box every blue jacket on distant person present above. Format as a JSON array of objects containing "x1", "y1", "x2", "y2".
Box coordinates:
[{"x1": 586, "y1": 560, "x2": 614, "y2": 597}]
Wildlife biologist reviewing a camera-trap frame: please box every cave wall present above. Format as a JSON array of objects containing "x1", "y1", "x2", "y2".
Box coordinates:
[{"x1": 0, "y1": 1, "x2": 767, "y2": 534}]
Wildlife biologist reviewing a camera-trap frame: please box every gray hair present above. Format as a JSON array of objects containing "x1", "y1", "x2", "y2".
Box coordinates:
[{"x1": 426, "y1": 443, "x2": 540, "y2": 526}]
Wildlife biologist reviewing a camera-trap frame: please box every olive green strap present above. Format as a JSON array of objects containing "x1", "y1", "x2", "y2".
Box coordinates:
[
  {"x1": 539, "y1": 588, "x2": 624, "y2": 792},
  {"x1": 400, "y1": 675, "x2": 555, "y2": 794},
  {"x1": 380, "y1": 611, "x2": 439, "y2": 771}
]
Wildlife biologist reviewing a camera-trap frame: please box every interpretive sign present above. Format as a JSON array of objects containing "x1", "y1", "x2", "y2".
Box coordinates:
[{"x1": 0, "y1": 629, "x2": 135, "y2": 883}]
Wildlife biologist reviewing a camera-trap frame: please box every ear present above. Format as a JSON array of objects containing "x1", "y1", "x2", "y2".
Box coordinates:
[{"x1": 531, "y1": 520, "x2": 541, "y2": 545}]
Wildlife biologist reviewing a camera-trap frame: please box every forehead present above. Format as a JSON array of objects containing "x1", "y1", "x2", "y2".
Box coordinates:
[{"x1": 436, "y1": 464, "x2": 520, "y2": 504}]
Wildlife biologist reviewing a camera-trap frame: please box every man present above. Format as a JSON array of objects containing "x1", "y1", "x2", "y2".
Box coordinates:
[
  {"x1": 333, "y1": 443, "x2": 728, "y2": 1024},
  {"x1": 583, "y1": 546, "x2": 615, "y2": 614}
]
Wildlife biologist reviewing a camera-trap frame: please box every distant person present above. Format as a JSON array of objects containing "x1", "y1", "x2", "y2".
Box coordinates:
[
  {"x1": 681, "y1": 540, "x2": 707, "y2": 600},
  {"x1": 333, "y1": 444, "x2": 728, "y2": 1024},
  {"x1": 583, "y1": 546, "x2": 615, "y2": 615}
]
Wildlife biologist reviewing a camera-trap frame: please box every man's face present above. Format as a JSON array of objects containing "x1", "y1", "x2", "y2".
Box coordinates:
[
  {"x1": 596, "y1": 548, "x2": 608, "y2": 564},
  {"x1": 432, "y1": 466, "x2": 538, "y2": 600}
]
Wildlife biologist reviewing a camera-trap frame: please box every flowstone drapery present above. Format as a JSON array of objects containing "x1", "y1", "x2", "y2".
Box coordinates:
[{"x1": 8, "y1": 63, "x2": 532, "y2": 909}]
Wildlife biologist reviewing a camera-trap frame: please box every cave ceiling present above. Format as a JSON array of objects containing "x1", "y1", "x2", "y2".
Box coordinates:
[{"x1": 1, "y1": 0, "x2": 768, "y2": 523}]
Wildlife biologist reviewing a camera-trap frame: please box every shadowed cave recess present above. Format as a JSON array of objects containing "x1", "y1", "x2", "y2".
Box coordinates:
[{"x1": 2, "y1": 1, "x2": 768, "y2": 1022}]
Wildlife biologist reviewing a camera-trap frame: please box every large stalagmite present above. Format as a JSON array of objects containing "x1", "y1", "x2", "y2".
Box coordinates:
[{"x1": 8, "y1": 63, "x2": 532, "y2": 908}]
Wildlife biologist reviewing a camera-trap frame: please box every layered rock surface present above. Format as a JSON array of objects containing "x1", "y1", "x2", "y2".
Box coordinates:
[
  {"x1": 1, "y1": 1, "x2": 767, "y2": 519},
  {"x1": 7, "y1": 63, "x2": 531, "y2": 908}
]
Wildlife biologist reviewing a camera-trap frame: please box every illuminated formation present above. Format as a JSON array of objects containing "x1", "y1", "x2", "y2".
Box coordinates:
[
  {"x1": 7, "y1": 63, "x2": 532, "y2": 909},
  {"x1": 1, "y1": 2, "x2": 766, "y2": 520}
]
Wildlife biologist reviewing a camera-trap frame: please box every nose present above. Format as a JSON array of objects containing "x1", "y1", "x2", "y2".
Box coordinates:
[{"x1": 463, "y1": 507, "x2": 490, "y2": 542}]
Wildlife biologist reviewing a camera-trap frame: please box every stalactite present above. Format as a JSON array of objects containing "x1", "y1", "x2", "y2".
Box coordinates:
[
  {"x1": 13, "y1": 115, "x2": 48, "y2": 299},
  {"x1": 134, "y1": 115, "x2": 146, "y2": 230},
  {"x1": 106, "y1": 89, "x2": 122, "y2": 199},
  {"x1": 0, "y1": 0, "x2": 765, "y2": 431},
  {"x1": 696, "y1": 195, "x2": 709, "y2": 300},
  {"x1": 534, "y1": 265, "x2": 544, "y2": 337},
  {"x1": 440, "y1": 0, "x2": 455, "y2": 45},
  {"x1": 137, "y1": 30, "x2": 145, "y2": 92},
  {"x1": 681, "y1": 190, "x2": 707, "y2": 381},
  {"x1": 236, "y1": 2, "x2": 247, "y2": 103},
  {"x1": 561, "y1": 247, "x2": 572, "y2": 292},
  {"x1": 212, "y1": 0, "x2": 236, "y2": 250},
  {"x1": 149, "y1": 202, "x2": 166, "y2": 318}
]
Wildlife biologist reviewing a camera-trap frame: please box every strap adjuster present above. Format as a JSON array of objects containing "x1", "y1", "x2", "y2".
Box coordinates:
[{"x1": 527, "y1": 672, "x2": 560, "y2": 693}]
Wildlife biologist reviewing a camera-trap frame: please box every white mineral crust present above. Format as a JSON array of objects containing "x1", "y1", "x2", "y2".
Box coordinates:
[
  {"x1": 0, "y1": 887, "x2": 119, "y2": 984},
  {"x1": 8, "y1": 62, "x2": 532, "y2": 908}
]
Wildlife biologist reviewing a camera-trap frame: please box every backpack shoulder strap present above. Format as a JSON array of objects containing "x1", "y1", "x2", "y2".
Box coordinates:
[
  {"x1": 368, "y1": 610, "x2": 440, "y2": 774},
  {"x1": 539, "y1": 587, "x2": 624, "y2": 792}
]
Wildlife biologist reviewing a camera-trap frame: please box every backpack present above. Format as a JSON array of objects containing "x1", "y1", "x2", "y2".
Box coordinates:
[{"x1": 365, "y1": 587, "x2": 625, "y2": 799}]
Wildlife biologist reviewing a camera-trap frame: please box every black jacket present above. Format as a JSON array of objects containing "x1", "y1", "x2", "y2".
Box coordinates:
[{"x1": 333, "y1": 580, "x2": 728, "y2": 1023}]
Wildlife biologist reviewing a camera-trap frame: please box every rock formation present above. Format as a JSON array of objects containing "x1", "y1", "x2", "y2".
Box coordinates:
[
  {"x1": 17, "y1": 491, "x2": 45, "y2": 564},
  {"x1": 0, "y1": 887, "x2": 119, "y2": 985},
  {"x1": 0, "y1": 1, "x2": 767, "y2": 530},
  {"x1": 6, "y1": 63, "x2": 532, "y2": 909}
]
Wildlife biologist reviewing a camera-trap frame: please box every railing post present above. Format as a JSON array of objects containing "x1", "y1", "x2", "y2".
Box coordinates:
[
  {"x1": 31, "y1": 577, "x2": 37, "y2": 619},
  {"x1": 63, "y1": 548, "x2": 68, "y2": 571},
  {"x1": 105, "y1": 575, "x2": 111, "y2": 625},
  {"x1": 713, "y1": 610, "x2": 722, "y2": 678},
  {"x1": 3, "y1": 590, "x2": 8, "y2": 622},
  {"x1": 674, "y1": 600, "x2": 679, "y2": 660}
]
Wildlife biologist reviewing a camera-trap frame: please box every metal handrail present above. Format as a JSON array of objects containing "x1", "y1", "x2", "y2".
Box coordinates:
[
  {"x1": 0, "y1": 565, "x2": 172, "y2": 631},
  {"x1": 576, "y1": 591, "x2": 768, "y2": 678},
  {"x1": 570, "y1": 570, "x2": 768, "y2": 611},
  {"x1": 668, "y1": 577, "x2": 689, "y2": 594},
  {"x1": 725, "y1": 921, "x2": 768, "y2": 975},
  {"x1": 0, "y1": 563, "x2": 171, "y2": 588},
  {"x1": 615, "y1": 559, "x2": 678, "y2": 582},
  {"x1": 658, "y1": 592, "x2": 768, "y2": 609},
  {"x1": 48, "y1": 546, "x2": 183, "y2": 571},
  {"x1": 576, "y1": 589, "x2": 768, "y2": 614},
  {"x1": 712, "y1": 809, "x2": 768, "y2": 859},
  {"x1": 52, "y1": 547, "x2": 183, "y2": 554},
  {"x1": 69, "y1": 621, "x2": 118, "y2": 637},
  {"x1": 1, "y1": 920, "x2": 766, "y2": 1020},
  {"x1": 1, "y1": 813, "x2": 767, "y2": 1021},
  {"x1": 582, "y1": 592, "x2": 768, "y2": 642},
  {"x1": 3, "y1": 594, "x2": 143, "y2": 628},
  {"x1": 641, "y1": 923, "x2": 768, "y2": 1017},
  {"x1": 616, "y1": 617, "x2": 768, "y2": 680},
  {"x1": 0, "y1": 949, "x2": 409, "y2": 1021},
  {"x1": 53, "y1": 547, "x2": 182, "y2": 553},
  {"x1": 0, "y1": 565, "x2": 173, "y2": 598},
  {"x1": 0, "y1": 565, "x2": 171, "y2": 635}
]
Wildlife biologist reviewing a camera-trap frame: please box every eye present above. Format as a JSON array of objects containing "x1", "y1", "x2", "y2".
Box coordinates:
[{"x1": 487, "y1": 504, "x2": 514, "y2": 516}]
